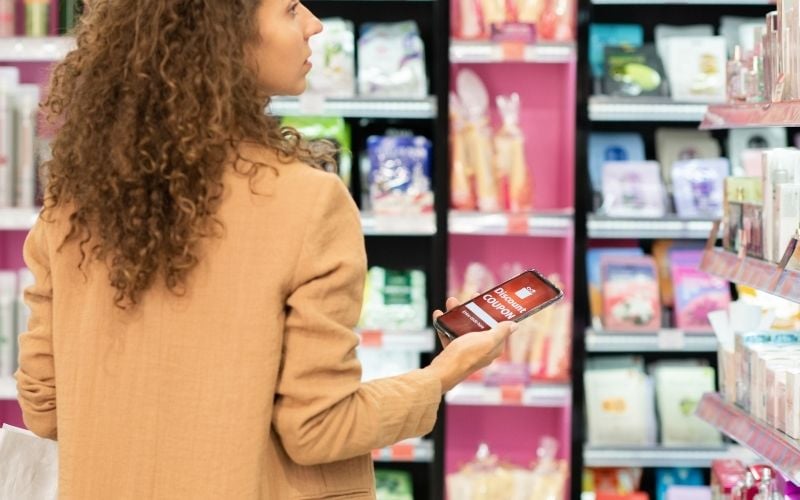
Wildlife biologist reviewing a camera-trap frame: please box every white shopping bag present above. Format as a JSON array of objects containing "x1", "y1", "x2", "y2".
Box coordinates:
[{"x1": 0, "y1": 424, "x2": 58, "y2": 499}]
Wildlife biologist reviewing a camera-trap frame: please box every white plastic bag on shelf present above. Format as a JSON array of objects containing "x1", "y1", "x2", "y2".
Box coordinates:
[{"x1": 0, "y1": 424, "x2": 58, "y2": 499}]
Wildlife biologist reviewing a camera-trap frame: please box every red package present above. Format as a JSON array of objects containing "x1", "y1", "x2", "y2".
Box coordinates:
[{"x1": 711, "y1": 459, "x2": 746, "y2": 496}]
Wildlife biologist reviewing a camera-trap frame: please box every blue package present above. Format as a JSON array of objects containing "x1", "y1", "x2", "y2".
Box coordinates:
[
  {"x1": 367, "y1": 135, "x2": 433, "y2": 211},
  {"x1": 589, "y1": 24, "x2": 644, "y2": 78},
  {"x1": 589, "y1": 132, "x2": 646, "y2": 193},
  {"x1": 656, "y1": 468, "x2": 704, "y2": 500}
]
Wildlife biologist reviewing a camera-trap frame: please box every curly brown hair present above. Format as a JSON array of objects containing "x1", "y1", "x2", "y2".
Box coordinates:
[{"x1": 42, "y1": 0, "x2": 331, "y2": 308}]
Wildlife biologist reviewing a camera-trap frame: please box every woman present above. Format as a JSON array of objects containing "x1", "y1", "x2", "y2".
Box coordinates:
[{"x1": 15, "y1": 0, "x2": 517, "y2": 498}]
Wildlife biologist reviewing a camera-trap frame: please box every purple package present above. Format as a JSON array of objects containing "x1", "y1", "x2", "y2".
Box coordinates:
[
  {"x1": 601, "y1": 161, "x2": 667, "y2": 217},
  {"x1": 367, "y1": 135, "x2": 434, "y2": 214},
  {"x1": 671, "y1": 158, "x2": 729, "y2": 218},
  {"x1": 670, "y1": 250, "x2": 731, "y2": 332},
  {"x1": 665, "y1": 486, "x2": 711, "y2": 500}
]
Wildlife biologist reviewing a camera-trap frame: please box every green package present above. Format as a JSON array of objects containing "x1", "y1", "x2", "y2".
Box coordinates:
[{"x1": 281, "y1": 116, "x2": 352, "y2": 187}]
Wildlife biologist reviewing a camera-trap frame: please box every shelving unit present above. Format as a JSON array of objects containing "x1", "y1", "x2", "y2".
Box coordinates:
[
  {"x1": 0, "y1": 37, "x2": 75, "y2": 62},
  {"x1": 592, "y1": 0, "x2": 772, "y2": 4},
  {"x1": 356, "y1": 329, "x2": 435, "y2": 352},
  {"x1": 449, "y1": 41, "x2": 576, "y2": 64},
  {"x1": 583, "y1": 444, "x2": 753, "y2": 468},
  {"x1": 0, "y1": 377, "x2": 15, "y2": 401},
  {"x1": 373, "y1": 440, "x2": 435, "y2": 463},
  {"x1": 449, "y1": 210, "x2": 574, "y2": 237},
  {"x1": 696, "y1": 393, "x2": 800, "y2": 483},
  {"x1": 445, "y1": 382, "x2": 572, "y2": 407},
  {"x1": 360, "y1": 213, "x2": 437, "y2": 236},
  {"x1": 588, "y1": 96, "x2": 708, "y2": 122},
  {"x1": 587, "y1": 214, "x2": 717, "y2": 240},
  {"x1": 701, "y1": 101, "x2": 800, "y2": 129},
  {"x1": 268, "y1": 96, "x2": 438, "y2": 119},
  {"x1": 585, "y1": 329, "x2": 718, "y2": 353}
]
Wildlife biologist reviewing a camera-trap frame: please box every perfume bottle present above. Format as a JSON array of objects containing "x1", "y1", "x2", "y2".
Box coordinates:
[{"x1": 727, "y1": 45, "x2": 748, "y2": 102}]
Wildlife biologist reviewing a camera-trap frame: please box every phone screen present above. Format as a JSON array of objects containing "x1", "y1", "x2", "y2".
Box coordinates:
[{"x1": 435, "y1": 270, "x2": 563, "y2": 339}]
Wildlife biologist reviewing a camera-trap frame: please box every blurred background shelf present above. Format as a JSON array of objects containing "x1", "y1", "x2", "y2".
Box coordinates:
[
  {"x1": 592, "y1": 0, "x2": 773, "y2": 4},
  {"x1": 696, "y1": 392, "x2": 800, "y2": 483},
  {"x1": 0, "y1": 36, "x2": 74, "y2": 62},
  {"x1": 588, "y1": 96, "x2": 709, "y2": 122},
  {"x1": 701, "y1": 101, "x2": 800, "y2": 129},
  {"x1": 372, "y1": 440, "x2": 434, "y2": 463},
  {"x1": 0, "y1": 377, "x2": 15, "y2": 400},
  {"x1": 449, "y1": 210, "x2": 574, "y2": 237},
  {"x1": 700, "y1": 246, "x2": 800, "y2": 303},
  {"x1": 268, "y1": 96, "x2": 438, "y2": 119},
  {"x1": 446, "y1": 382, "x2": 572, "y2": 407},
  {"x1": 587, "y1": 214, "x2": 718, "y2": 239},
  {"x1": 0, "y1": 208, "x2": 40, "y2": 231},
  {"x1": 360, "y1": 213, "x2": 436, "y2": 236},
  {"x1": 585, "y1": 329, "x2": 718, "y2": 353},
  {"x1": 356, "y1": 329, "x2": 435, "y2": 352},
  {"x1": 449, "y1": 41, "x2": 576, "y2": 64},
  {"x1": 583, "y1": 444, "x2": 754, "y2": 468}
]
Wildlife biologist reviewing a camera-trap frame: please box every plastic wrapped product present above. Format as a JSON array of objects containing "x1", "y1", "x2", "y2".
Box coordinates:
[
  {"x1": 367, "y1": 135, "x2": 434, "y2": 215},
  {"x1": 357, "y1": 21, "x2": 428, "y2": 98},
  {"x1": 307, "y1": 18, "x2": 356, "y2": 97}
]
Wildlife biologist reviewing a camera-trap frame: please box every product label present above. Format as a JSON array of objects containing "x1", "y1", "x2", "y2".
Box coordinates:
[{"x1": 437, "y1": 271, "x2": 561, "y2": 337}]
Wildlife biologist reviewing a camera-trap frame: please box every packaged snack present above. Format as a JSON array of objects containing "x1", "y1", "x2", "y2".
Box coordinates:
[
  {"x1": 601, "y1": 256, "x2": 661, "y2": 331},
  {"x1": 307, "y1": 18, "x2": 356, "y2": 97},
  {"x1": 359, "y1": 267, "x2": 427, "y2": 331},
  {"x1": 671, "y1": 158, "x2": 729, "y2": 218},
  {"x1": 670, "y1": 250, "x2": 731, "y2": 332},
  {"x1": 603, "y1": 44, "x2": 668, "y2": 97},
  {"x1": 601, "y1": 161, "x2": 667, "y2": 218},
  {"x1": 367, "y1": 135, "x2": 434, "y2": 215},
  {"x1": 494, "y1": 93, "x2": 532, "y2": 213},
  {"x1": 358, "y1": 22, "x2": 427, "y2": 98},
  {"x1": 375, "y1": 470, "x2": 414, "y2": 500},
  {"x1": 588, "y1": 132, "x2": 645, "y2": 197},
  {"x1": 450, "y1": 92, "x2": 476, "y2": 210},
  {"x1": 654, "y1": 364, "x2": 721, "y2": 445},
  {"x1": 587, "y1": 248, "x2": 644, "y2": 329},
  {"x1": 584, "y1": 366, "x2": 657, "y2": 445},
  {"x1": 281, "y1": 116, "x2": 352, "y2": 186}
]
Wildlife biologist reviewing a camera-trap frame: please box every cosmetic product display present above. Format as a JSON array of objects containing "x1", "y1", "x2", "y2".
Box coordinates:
[
  {"x1": 600, "y1": 161, "x2": 667, "y2": 217},
  {"x1": 452, "y1": 0, "x2": 576, "y2": 41}
]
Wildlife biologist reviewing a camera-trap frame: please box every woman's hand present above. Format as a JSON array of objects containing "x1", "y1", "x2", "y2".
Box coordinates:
[{"x1": 425, "y1": 297, "x2": 518, "y2": 393}]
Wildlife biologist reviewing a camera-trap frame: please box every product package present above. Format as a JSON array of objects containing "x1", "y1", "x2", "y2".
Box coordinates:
[
  {"x1": 450, "y1": 92, "x2": 475, "y2": 210},
  {"x1": 655, "y1": 468, "x2": 704, "y2": 500},
  {"x1": 375, "y1": 470, "x2": 414, "y2": 500},
  {"x1": 654, "y1": 364, "x2": 721, "y2": 445},
  {"x1": 670, "y1": 250, "x2": 731, "y2": 332},
  {"x1": 603, "y1": 44, "x2": 668, "y2": 97},
  {"x1": 0, "y1": 270, "x2": 16, "y2": 378},
  {"x1": 584, "y1": 365, "x2": 657, "y2": 446},
  {"x1": 588, "y1": 24, "x2": 644, "y2": 80},
  {"x1": 723, "y1": 176, "x2": 762, "y2": 254},
  {"x1": 711, "y1": 460, "x2": 747, "y2": 499},
  {"x1": 600, "y1": 161, "x2": 667, "y2": 217},
  {"x1": 359, "y1": 267, "x2": 427, "y2": 331},
  {"x1": 762, "y1": 149, "x2": 800, "y2": 262},
  {"x1": 367, "y1": 135, "x2": 434, "y2": 214},
  {"x1": 0, "y1": 67, "x2": 19, "y2": 208},
  {"x1": 13, "y1": 84, "x2": 39, "y2": 208},
  {"x1": 655, "y1": 129, "x2": 721, "y2": 191},
  {"x1": 601, "y1": 256, "x2": 661, "y2": 331},
  {"x1": 727, "y1": 128, "x2": 787, "y2": 176},
  {"x1": 662, "y1": 36, "x2": 727, "y2": 102},
  {"x1": 281, "y1": 116, "x2": 352, "y2": 186},
  {"x1": 586, "y1": 247, "x2": 644, "y2": 330},
  {"x1": 494, "y1": 93, "x2": 532, "y2": 212},
  {"x1": 588, "y1": 132, "x2": 646, "y2": 198},
  {"x1": 306, "y1": 18, "x2": 356, "y2": 97},
  {"x1": 671, "y1": 158, "x2": 729, "y2": 218},
  {"x1": 358, "y1": 21, "x2": 427, "y2": 98},
  {"x1": 584, "y1": 468, "x2": 643, "y2": 495}
]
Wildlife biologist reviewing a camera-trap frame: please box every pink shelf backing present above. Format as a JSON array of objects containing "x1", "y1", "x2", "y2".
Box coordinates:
[
  {"x1": 448, "y1": 234, "x2": 574, "y2": 301},
  {"x1": 701, "y1": 101, "x2": 800, "y2": 130},
  {"x1": 449, "y1": 62, "x2": 576, "y2": 211},
  {"x1": 696, "y1": 392, "x2": 800, "y2": 483},
  {"x1": 445, "y1": 404, "x2": 571, "y2": 475},
  {"x1": 0, "y1": 400, "x2": 23, "y2": 428}
]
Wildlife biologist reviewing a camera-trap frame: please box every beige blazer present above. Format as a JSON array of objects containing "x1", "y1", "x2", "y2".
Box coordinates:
[{"x1": 15, "y1": 146, "x2": 442, "y2": 499}]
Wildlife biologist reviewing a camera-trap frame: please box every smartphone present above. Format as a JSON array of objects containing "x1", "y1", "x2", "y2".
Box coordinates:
[{"x1": 434, "y1": 269, "x2": 564, "y2": 340}]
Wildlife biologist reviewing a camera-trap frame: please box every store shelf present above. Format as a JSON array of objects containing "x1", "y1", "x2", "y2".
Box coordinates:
[
  {"x1": 449, "y1": 210, "x2": 574, "y2": 237},
  {"x1": 700, "y1": 246, "x2": 800, "y2": 303},
  {"x1": 585, "y1": 329, "x2": 718, "y2": 352},
  {"x1": 450, "y1": 40, "x2": 576, "y2": 64},
  {"x1": 0, "y1": 208, "x2": 40, "y2": 231},
  {"x1": 593, "y1": 0, "x2": 772, "y2": 4},
  {"x1": 445, "y1": 382, "x2": 572, "y2": 407},
  {"x1": 583, "y1": 444, "x2": 753, "y2": 468},
  {"x1": 588, "y1": 96, "x2": 708, "y2": 122},
  {"x1": 696, "y1": 393, "x2": 800, "y2": 483},
  {"x1": 0, "y1": 36, "x2": 75, "y2": 62},
  {"x1": 356, "y1": 328, "x2": 434, "y2": 352},
  {"x1": 701, "y1": 101, "x2": 800, "y2": 129},
  {"x1": 360, "y1": 212, "x2": 436, "y2": 236},
  {"x1": 0, "y1": 377, "x2": 15, "y2": 400},
  {"x1": 268, "y1": 96, "x2": 438, "y2": 119},
  {"x1": 372, "y1": 440, "x2": 434, "y2": 463},
  {"x1": 587, "y1": 214, "x2": 717, "y2": 239}
]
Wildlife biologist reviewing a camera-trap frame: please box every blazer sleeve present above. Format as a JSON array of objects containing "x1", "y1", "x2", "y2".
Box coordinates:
[
  {"x1": 15, "y1": 218, "x2": 57, "y2": 439},
  {"x1": 272, "y1": 174, "x2": 442, "y2": 466}
]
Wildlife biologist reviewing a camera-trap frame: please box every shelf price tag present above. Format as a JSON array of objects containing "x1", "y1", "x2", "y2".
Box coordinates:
[
  {"x1": 658, "y1": 329, "x2": 685, "y2": 350},
  {"x1": 390, "y1": 443, "x2": 415, "y2": 461},
  {"x1": 501, "y1": 41, "x2": 525, "y2": 61},
  {"x1": 500, "y1": 384, "x2": 524, "y2": 405},
  {"x1": 371, "y1": 449, "x2": 382, "y2": 460},
  {"x1": 506, "y1": 213, "x2": 529, "y2": 235},
  {"x1": 360, "y1": 329, "x2": 383, "y2": 348}
]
